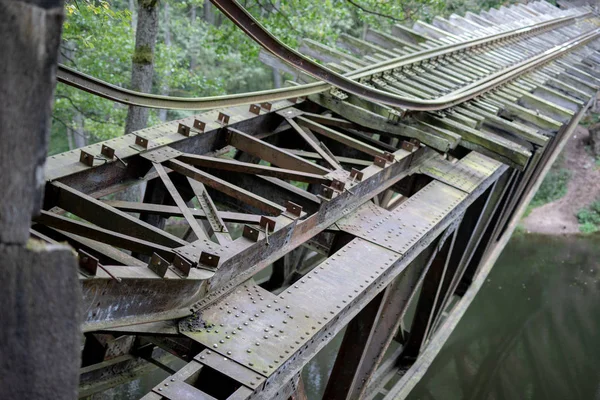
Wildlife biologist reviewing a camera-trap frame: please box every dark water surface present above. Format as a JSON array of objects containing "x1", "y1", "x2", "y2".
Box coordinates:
[{"x1": 406, "y1": 234, "x2": 600, "y2": 400}]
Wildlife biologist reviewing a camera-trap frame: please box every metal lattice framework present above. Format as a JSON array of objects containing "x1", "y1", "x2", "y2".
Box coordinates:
[{"x1": 28, "y1": 1, "x2": 600, "y2": 399}]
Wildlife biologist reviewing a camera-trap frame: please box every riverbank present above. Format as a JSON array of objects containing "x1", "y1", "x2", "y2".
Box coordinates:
[{"x1": 522, "y1": 125, "x2": 600, "y2": 235}]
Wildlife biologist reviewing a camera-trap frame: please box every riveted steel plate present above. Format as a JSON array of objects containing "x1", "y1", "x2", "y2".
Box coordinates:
[
  {"x1": 280, "y1": 239, "x2": 398, "y2": 317},
  {"x1": 181, "y1": 282, "x2": 323, "y2": 377},
  {"x1": 182, "y1": 240, "x2": 398, "y2": 377},
  {"x1": 337, "y1": 182, "x2": 467, "y2": 254},
  {"x1": 174, "y1": 214, "x2": 296, "y2": 264},
  {"x1": 152, "y1": 379, "x2": 215, "y2": 399},
  {"x1": 173, "y1": 238, "x2": 249, "y2": 265},
  {"x1": 419, "y1": 152, "x2": 503, "y2": 193},
  {"x1": 141, "y1": 147, "x2": 183, "y2": 163},
  {"x1": 195, "y1": 349, "x2": 265, "y2": 390}
]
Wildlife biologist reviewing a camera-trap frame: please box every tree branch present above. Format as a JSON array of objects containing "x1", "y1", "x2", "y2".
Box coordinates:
[
  {"x1": 344, "y1": 0, "x2": 417, "y2": 23},
  {"x1": 55, "y1": 94, "x2": 120, "y2": 126}
]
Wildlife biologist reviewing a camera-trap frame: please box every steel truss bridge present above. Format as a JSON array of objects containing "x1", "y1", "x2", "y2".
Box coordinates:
[{"x1": 16, "y1": 0, "x2": 600, "y2": 399}]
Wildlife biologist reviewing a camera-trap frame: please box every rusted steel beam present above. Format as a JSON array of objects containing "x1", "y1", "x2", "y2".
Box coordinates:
[
  {"x1": 39, "y1": 226, "x2": 146, "y2": 266},
  {"x1": 165, "y1": 159, "x2": 287, "y2": 216},
  {"x1": 227, "y1": 127, "x2": 331, "y2": 175},
  {"x1": 285, "y1": 117, "x2": 343, "y2": 170},
  {"x1": 48, "y1": 181, "x2": 187, "y2": 248},
  {"x1": 79, "y1": 146, "x2": 431, "y2": 332},
  {"x1": 427, "y1": 182, "x2": 497, "y2": 331},
  {"x1": 103, "y1": 200, "x2": 262, "y2": 225},
  {"x1": 322, "y1": 292, "x2": 386, "y2": 400},
  {"x1": 177, "y1": 153, "x2": 331, "y2": 184},
  {"x1": 334, "y1": 238, "x2": 442, "y2": 399},
  {"x1": 34, "y1": 210, "x2": 175, "y2": 260},
  {"x1": 283, "y1": 148, "x2": 372, "y2": 167},
  {"x1": 296, "y1": 115, "x2": 385, "y2": 157},
  {"x1": 187, "y1": 178, "x2": 232, "y2": 243},
  {"x1": 153, "y1": 162, "x2": 212, "y2": 242},
  {"x1": 399, "y1": 225, "x2": 459, "y2": 359}
]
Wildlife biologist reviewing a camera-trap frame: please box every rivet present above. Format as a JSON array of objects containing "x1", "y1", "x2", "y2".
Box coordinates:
[
  {"x1": 213, "y1": 344, "x2": 218, "y2": 348},
  {"x1": 247, "y1": 349, "x2": 252, "y2": 353}
]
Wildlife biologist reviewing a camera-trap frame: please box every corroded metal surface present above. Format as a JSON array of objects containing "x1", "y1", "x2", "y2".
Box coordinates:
[{"x1": 22, "y1": 0, "x2": 600, "y2": 398}]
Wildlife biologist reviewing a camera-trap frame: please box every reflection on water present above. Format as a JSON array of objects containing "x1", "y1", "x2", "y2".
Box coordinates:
[{"x1": 407, "y1": 234, "x2": 600, "y2": 400}]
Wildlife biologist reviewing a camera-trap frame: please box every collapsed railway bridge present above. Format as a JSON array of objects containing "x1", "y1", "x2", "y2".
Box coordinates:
[{"x1": 1, "y1": 0, "x2": 599, "y2": 399}]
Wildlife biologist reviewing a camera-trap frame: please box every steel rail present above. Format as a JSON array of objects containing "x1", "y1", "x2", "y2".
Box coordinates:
[
  {"x1": 435, "y1": 27, "x2": 600, "y2": 104},
  {"x1": 56, "y1": 6, "x2": 586, "y2": 112}
]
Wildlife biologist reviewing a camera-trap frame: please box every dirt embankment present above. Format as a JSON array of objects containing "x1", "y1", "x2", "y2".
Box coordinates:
[{"x1": 522, "y1": 126, "x2": 600, "y2": 235}]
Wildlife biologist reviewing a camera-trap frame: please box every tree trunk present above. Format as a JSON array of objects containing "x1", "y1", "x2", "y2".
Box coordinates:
[
  {"x1": 204, "y1": 0, "x2": 214, "y2": 24},
  {"x1": 190, "y1": 4, "x2": 197, "y2": 71},
  {"x1": 158, "y1": 2, "x2": 171, "y2": 122},
  {"x1": 66, "y1": 128, "x2": 74, "y2": 150},
  {"x1": 272, "y1": 67, "x2": 282, "y2": 88},
  {"x1": 125, "y1": 0, "x2": 160, "y2": 135},
  {"x1": 73, "y1": 112, "x2": 87, "y2": 148}
]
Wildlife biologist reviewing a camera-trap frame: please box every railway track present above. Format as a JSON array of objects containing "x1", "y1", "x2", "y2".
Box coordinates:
[
  {"x1": 58, "y1": 3, "x2": 588, "y2": 110},
  {"x1": 34, "y1": 1, "x2": 600, "y2": 399}
]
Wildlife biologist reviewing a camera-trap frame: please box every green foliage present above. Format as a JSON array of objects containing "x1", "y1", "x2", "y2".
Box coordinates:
[
  {"x1": 50, "y1": 0, "x2": 515, "y2": 155},
  {"x1": 529, "y1": 168, "x2": 570, "y2": 209},
  {"x1": 577, "y1": 200, "x2": 600, "y2": 234}
]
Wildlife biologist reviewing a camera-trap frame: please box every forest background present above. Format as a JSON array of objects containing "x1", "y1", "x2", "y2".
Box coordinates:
[{"x1": 51, "y1": 0, "x2": 519, "y2": 154}]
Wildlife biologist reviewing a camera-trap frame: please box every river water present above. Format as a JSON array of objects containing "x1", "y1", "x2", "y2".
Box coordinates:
[{"x1": 404, "y1": 233, "x2": 600, "y2": 400}]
